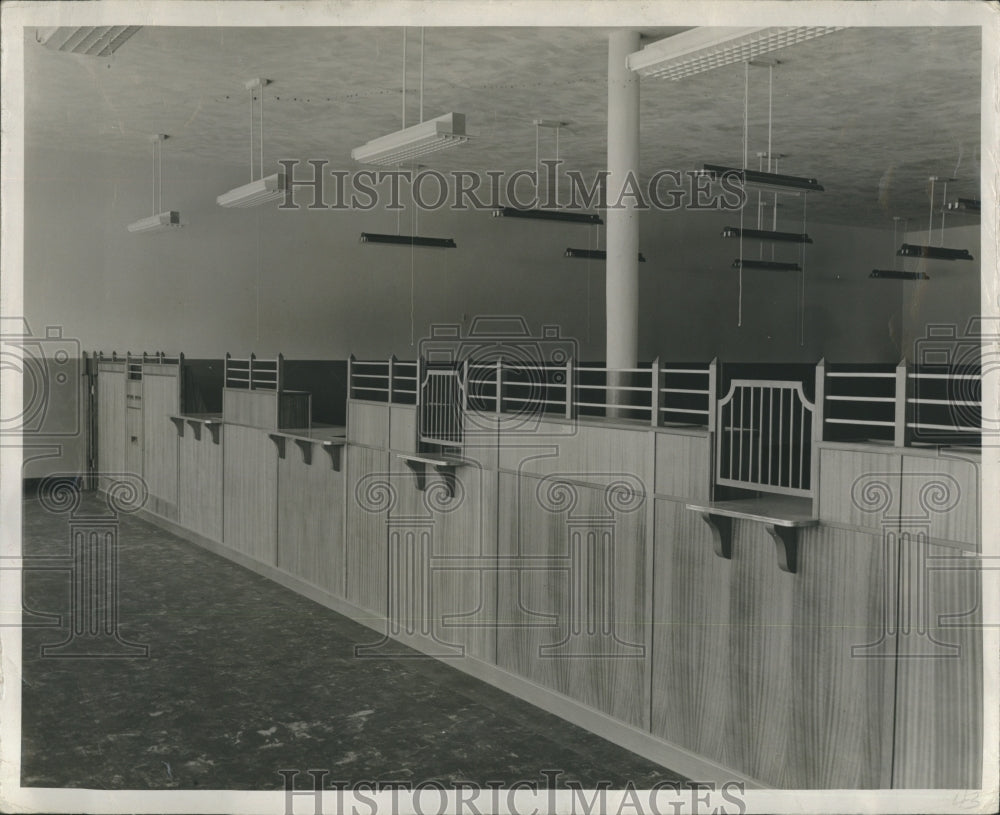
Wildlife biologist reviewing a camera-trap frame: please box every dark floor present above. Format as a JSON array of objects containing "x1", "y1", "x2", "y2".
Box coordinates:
[{"x1": 20, "y1": 491, "x2": 685, "y2": 790}]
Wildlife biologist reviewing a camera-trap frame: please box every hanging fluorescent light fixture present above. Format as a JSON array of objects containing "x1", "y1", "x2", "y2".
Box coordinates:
[
  {"x1": 494, "y1": 120, "x2": 603, "y2": 226},
  {"x1": 703, "y1": 164, "x2": 823, "y2": 193},
  {"x1": 565, "y1": 248, "x2": 646, "y2": 263},
  {"x1": 36, "y1": 26, "x2": 141, "y2": 57},
  {"x1": 732, "y1": 258, "x2": 801, "y2": 272},
  {"x1": 870, "y1": 269, "x2": 929, "y2": 280},
  {"x1": 127, "y1": 134, "x2": 182, "y2": 234},
  {"x1": 493, "y1": 207, "x2": 603, "y2": 225},
  {"x1": 897, "y1": 244, "x2": 974, "y2": 261},
  {"x1": 627, "y1": 27, "x2": 843, "y2": 81},
  {"x1": 217, "y1": 174, "x2": 287, "y2": 208},
  {"x1": 352, "y1": 112, "x2": 468, "y2": 165},
  {"x1": 722, "y1": 226, "x2": 812, "y2": 243},
  {"x1": 352, "y1": 29, "x2": 468, "y2": 166},
  {"x1": 871, "y1": 217, "x2": 927, "y2": 280},
  {"x1": 945, "y1": 197, "x2": 981, "y2": 214},
  {"x1": 896, "y1": 176, "x2": 974, "y2": 261},
  {"x1": 218, "y1": 78, "x2": 287, "y2": 208},
  {"x1": 360, "y1": 232, "x2": 456, "y2": 249}
]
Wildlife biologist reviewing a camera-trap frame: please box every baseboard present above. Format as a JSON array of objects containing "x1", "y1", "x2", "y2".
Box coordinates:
[{"x1": 134, "y1": 505, "x2": 764, "y2": 789}]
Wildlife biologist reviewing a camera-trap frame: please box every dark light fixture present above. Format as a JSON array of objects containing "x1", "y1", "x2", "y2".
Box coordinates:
[
  {"x1": 722, "y1": 226, "x2": 812, "y2": 243},
  {"x1": 493, "y1": 207, "x2": 603, "y2": 225},
  {"x1": 732, "y1": 258, "x2": 801, "y2": 272},
  {"x1": 360, "y1": 232, "x2": 457, "y2": 249},
  {"x1": 870, "y1": 269, "x2": 930, "y2": 280},
  {"x1": 703, "y1": 163, "x2": 824, "y2": 193},
  {"x1": 946, "y1": 198, "x2": 981, "y2": 214},
  {"x1": 565, "y1": 248, "x2": 646, "y2": 263},
  {"x1": 897, "y1": 243, "x2": 973, "y2": 262}
]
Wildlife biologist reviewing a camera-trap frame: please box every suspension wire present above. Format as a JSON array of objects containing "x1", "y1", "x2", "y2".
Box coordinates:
[
  {"x1": 800, "y1": 193, "x2": 807, "y2": 347},
  {"x1": 260, "y1": 87, "x2": 264, "y2": 181},
  {"x1": 891, "y1": 216, "x2": 899, "y2": 269},
  {"x1": 939, "y1": 180, "x2": 948, "y2": 245},
  {"x1": 402, "y1": 28, "x2": 407, "y2": 129},
  {"x1": 151, "y1": 138, "x2": 156, "y2": 214},
  {"x1": 535, "y1": 122, "x2": 540, "y2": 196},
  {"x1": 767, "y1": 64, "x2": 773, "y2": 173},
  {"x1": 157, "y1": 137, "x2": 162, "y2": 212},
  {"x1": 555, "y1": 124, "x2": 560, "y2": 206},
  {"x1": 738, "y1": 61, "x2": 749, "y2": 327},
  {"x1": 420, "y1": 27, "x2": 424, "y2": 123},
  {"x1": 248, "y1": 91, "x2": 253, "y2": 182},
  {"x1": 927, "y1": 177, "x2": 935, "y2": 243}
]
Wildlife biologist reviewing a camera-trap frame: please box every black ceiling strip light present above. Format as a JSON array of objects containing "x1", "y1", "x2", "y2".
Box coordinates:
[
  {"x1": 703, "y1": 163, "x2": 824, "y2": 193},
  {"x1": 870, "y1": 269, "x2": 930, "y2": 280},
  {"x1": 721, "y1": 226, "x2": 813, "y2": 243},
  {"x1": 565, "y1": 248, "x2": 646, "y2": 263},
  {"x1": 732, "y1": 258, "x2": 802, "y2": 272},
  {"x1": 945, "y1": 198, "x2": 981, "y2": 214},
  {"x1": 897, "y1": 243, "x2": 973, "y2": 261},
  {"x1": 493, "y1": 207, "x2": 603, "y2": 225},
  {"x1": 360, "y1": 232, "x2": 457, "y2": 249}
]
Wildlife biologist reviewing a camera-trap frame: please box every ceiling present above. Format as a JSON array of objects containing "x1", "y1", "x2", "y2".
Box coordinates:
[{"x1": 24, "y1": 25, "x2": 982, "y2": 227}]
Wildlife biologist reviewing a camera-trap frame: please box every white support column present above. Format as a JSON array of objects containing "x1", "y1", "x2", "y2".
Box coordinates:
[{"x1": 606, "y1": 30, "x2": 641, "y2": 413}]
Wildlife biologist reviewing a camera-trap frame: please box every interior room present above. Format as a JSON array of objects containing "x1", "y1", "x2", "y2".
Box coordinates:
[{"x1": 8, "y1": 17, "x2": 990, "y2": 803}]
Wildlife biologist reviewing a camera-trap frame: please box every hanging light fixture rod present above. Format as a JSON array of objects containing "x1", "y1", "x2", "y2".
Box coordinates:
[
  {"x1": 360, "y1": 232, "x2": 457, "y2": 249},
  {"x1": 565, "y1": 248, "x2": 646, "y2": 263},
  {"x1": 732, "y1": 258, "x2": 802, "y2": 272},
  {"x1": 217, "y1": 78, "x2": 286, "y2": 207},
  {"x1": 127, "y1": 133, "x2": 182, "y2": 233},
  {"x1": 722, "y1": 226, "x2": 812, "y2": 243},
  {"x1": 703, "y1": 164, "x2": 824, "y2": 193}
]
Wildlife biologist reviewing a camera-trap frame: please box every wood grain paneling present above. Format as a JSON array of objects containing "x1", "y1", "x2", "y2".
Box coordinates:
[
  {"x1": 222, "y1": 424, "x2": 277, "y2": 564},
  {"x1": 348, "y1": 400, "x2": 389, "y2": 448},
  {"x1": 388, "y1": 405, "x2": 417, "y2": 453},
  {"x1": 142, "y1": 372, "x2": 180, "y2": 518},
  {"x1": 900, "y1": 453, "x2": 980, "y2": 549},
  {"x1": 277, "y1": 445, "x2": 345, "y2": 596},
  {"x1": 788, "y1": 526, "x2": 897, "y2": 788},
  {"x1": 498, "y1": 421, "x2": 652, "y2": 488},
  {"x1": 496, "y1": 472, "x2": 648, "y2": 728},
  {"x1": 385, "y1": 455, "x2": 497, "y2": 662},
  {"x1": 177, "y1": 429, "x2": 223, "y2": 541},
  {"x1": 654, "y1": 431, "x2": 711, "y2": 501},
  {"x1": 223, "y1": 389, "x2": 277, "y2": 428},
  {"x1": 344, "y1": 443, "x2": 389, "y2": 614},
  {"x1": 892, "y1": 538, "x2": 982, "y2": 788},
  {"x1": 817, "y1": 446, "x2": 902, "y2": 529},
  {"x1": 97, "y1": 368, "x2": 126, "y2": 491},
  {"x1": 726, "y1": 519, "x2": 796, "y2": 787},
  {"x1": 125, "y1": 404, "x2": 143, "y2": 479},
  {"x1": 651, "y1": 498, "x2": 735, "y2": 768},
  {"x1": 653, "y1": 500, "x2": 897, "y2": 788}
]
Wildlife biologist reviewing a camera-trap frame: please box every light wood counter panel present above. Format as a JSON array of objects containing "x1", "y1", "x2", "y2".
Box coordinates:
[
  {"x1": 177, "y1": 428, "x2": 223, "y2": 542},
  {"x1": 222, "y1": 424, "x2": 277, "y2": 564},
  {"x1": 496, "y1": 472, "x2": 648, "y2": 729},
  {"x1": 277, "y1": 446, "x2": 345, "y2": 597}
]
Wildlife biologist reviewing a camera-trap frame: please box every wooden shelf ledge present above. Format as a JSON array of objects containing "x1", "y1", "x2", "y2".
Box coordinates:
[
  {"x1": 396, "y1": 453, "x2": 464, "y2": 498},
  {"x1": 684, "y1": 498, "x2": 817, "y2": 574},
  {"x1": 169, "y1": 414, "x2": 222, "y2": 444},
  {"x1": 267, "y1": 431, "x2": 344, "y2": 470}
]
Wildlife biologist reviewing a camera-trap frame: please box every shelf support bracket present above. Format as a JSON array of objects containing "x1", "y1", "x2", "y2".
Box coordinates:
[
  {"x1": 168, "y1": 417, "x2": 185, "y2": 438},
  {"x1": 321, "y1": 443, "x2": 342, "y2": 472},
  {"x1": 764, "y1": 524, "x2": 799, "y2": 573},
  {"x1": 185, "y1": 419, "x2": 203, "y2": 442},
  {"x1": 293, "y1": 438, "x2": 313, "y2": 465},
  {"x1": 697, "y1": 512, "x2": 733, "y2": 560},
  {"x1": 267, "y1": 433, "x2": 287, "y2": 459}
]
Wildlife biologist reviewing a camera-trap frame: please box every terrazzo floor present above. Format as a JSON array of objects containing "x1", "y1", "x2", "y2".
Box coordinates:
[{"x1": 20, "y1": 491, "x2": 686, "y2": 791}]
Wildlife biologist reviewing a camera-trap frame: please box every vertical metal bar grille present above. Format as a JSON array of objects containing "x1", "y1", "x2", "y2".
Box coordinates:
[{"x1": 715, "y1": 379, "x2": 815, "y2": 497}]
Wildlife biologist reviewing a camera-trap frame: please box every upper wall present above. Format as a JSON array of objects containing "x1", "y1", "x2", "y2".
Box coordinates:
[{"x1": 21, "y1": 146, "x2": 931, "y2": 364}]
